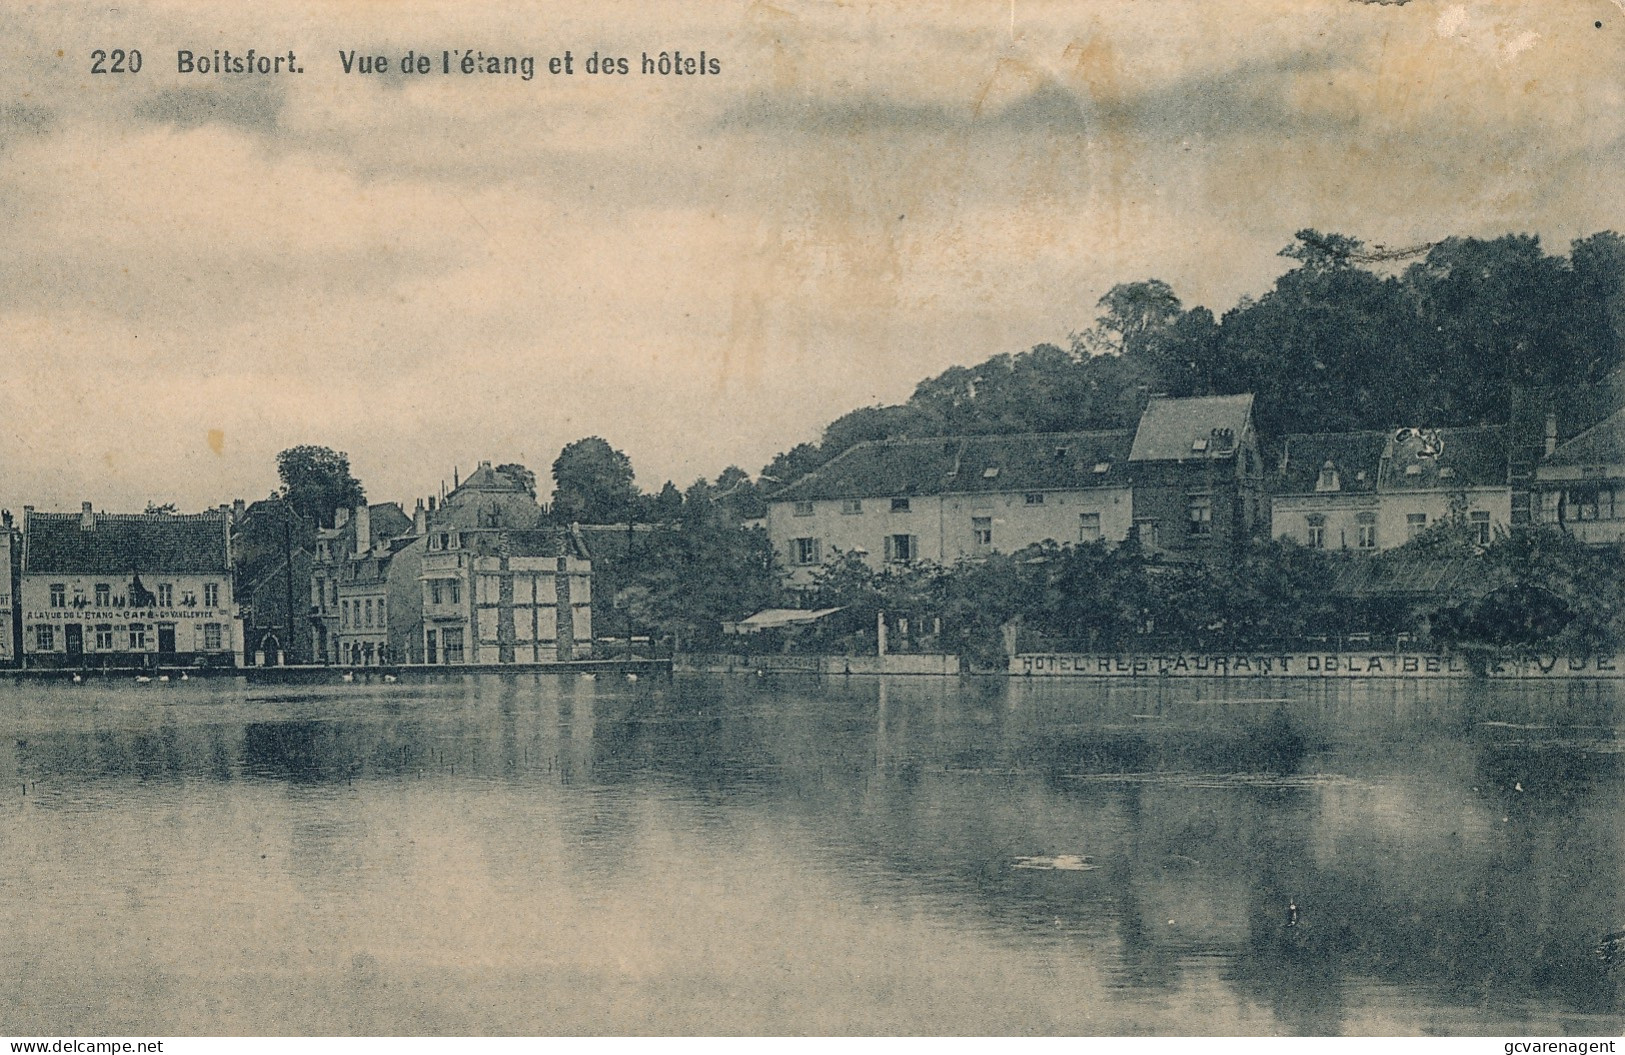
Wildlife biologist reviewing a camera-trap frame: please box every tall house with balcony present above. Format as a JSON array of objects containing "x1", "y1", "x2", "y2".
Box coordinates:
[
  {"x1": 411, "y1": 462, "x2": 593, "y2": 665},
  {"x1": 764, "y1": 431, "x2": 1136, "y2": 585}
]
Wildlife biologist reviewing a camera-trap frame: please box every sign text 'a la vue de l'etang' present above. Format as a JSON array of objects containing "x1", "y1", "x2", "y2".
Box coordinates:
[{"x1": 1013, "y1": 653, "x2": 1625, "y2": 679}]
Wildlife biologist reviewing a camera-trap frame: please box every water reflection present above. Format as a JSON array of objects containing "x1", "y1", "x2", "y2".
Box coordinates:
[{"x1": 0, "y1": 673, "x2": 1618, "y2": 1034}]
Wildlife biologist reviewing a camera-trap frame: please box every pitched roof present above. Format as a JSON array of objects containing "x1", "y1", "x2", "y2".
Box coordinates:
[
  {"x1": 447, "y1": 461, "x2": 533, "y2": 499},
  {"x1": 1378, "y1": 426, "x2": 1508, "y2": 490},
  {"x1": 1278, "y1": 431, "x2": 1388, "y2": 495},
  {"x1": 24, "y1": 510, "x2": 229, "y2": 575},
  {"x1": 1544, "y1": 407, "x2": 1625, "y2": 469},
  {"x1": 1128, "y1": 394, "x2": 1254, "y2": 462},
  {"x1": 768, "y1": 431, "x2": 1135, "y2": 503},
  {"x1": 1328, "y1": 554, "x2": 1511, "y2": 600}
]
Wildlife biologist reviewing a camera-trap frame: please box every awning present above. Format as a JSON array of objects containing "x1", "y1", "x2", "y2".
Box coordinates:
[{"x1": 723, "y1": 607, "x2": 845, "y2": 634}]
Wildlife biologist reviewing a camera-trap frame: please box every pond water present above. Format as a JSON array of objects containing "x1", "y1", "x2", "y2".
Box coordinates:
[{"x1": 0, "y1": 673, "x2": 1620, "y2": 1036}]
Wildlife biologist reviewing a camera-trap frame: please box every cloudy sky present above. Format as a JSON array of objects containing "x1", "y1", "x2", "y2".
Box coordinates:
[{"x1": 1, "y1": 0, "x2": 1621, "y2": 512}]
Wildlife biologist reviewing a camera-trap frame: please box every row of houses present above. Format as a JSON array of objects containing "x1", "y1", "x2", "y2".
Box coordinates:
[
  {"x1": 0, "y1": 461, "x2": 595, "y2": 670},
  {"x1": 764, "y1": 392, "x2": 1625, "y2": 582}
]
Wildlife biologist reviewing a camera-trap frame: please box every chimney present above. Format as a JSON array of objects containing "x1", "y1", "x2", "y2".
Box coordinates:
[
  {"x1": 335, "y1": 507, "x2": 350, "y2": 528},
  {"x1": 414, "y1": 498, "x2": 427, "y2": 535},
  {"x1": 1545, "y1": 413, "x2": 1558, "y2": 458},
  {"x1": 354, "y1": 504, "x2": 371, "y2": 558},
  {"x1": 80, "y1": 501, "x2": 95, "y2": 531},
  {"x1": 232, "y1": 498, "x2": 245, "y2": 522},
  {"x1": 428, "y1": 496, "x2": 437, "y2": 512}
]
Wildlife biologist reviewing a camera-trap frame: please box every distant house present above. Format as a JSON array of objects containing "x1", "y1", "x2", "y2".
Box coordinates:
[
  {"x1": 311, "y1": 501, "x2": 414, "y2": 665},
  {"x1": 1126, "y1": 394, "x2": 1266, "y2": 554},
  {"x1": 763, "y1": 431, "x2": 1136, "y2": 584},
  {"x1": 1273, "y1": 426, "x2": 1511, "y2": 551},
  {"x1": 1532, "y1": 407, "x2": 1625, "y2": 545},
  {"x1": 19, "y1": 503, "x2": 240, "y2": 669}
]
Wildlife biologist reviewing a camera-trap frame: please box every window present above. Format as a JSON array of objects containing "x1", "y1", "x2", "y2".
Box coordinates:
[
  {"x1": 204, "y1": 583, "x2": 219, "y2": 608},
  {"x1": 981, "y1": 467, "x2": 999, "y2": 479},
  {"x1": 1316, "y1": 462, "x2": 1340, "y2": 492},
  {"x1": 1079, "y1": 513, "x2": 1101, "y2": 542},
  {"x1": 1092, "y1": 462, "x2": 1111, "y2": 475},
  {"x1": 1356, "y1": 512, "x2": 1377, "y2": 550},
  {"x1": 128, "y1": 623, "x2": 147, "y2": 650},
  {"x1": 1569, "y1": 489, "x2": 1609, "y2": 521},
  {"x1": 1470, "y1": 510, "x2": 1491, "y2": 545},
  {"x1": 431, "y1": 582, "x2": 443, "y2": 605},
  {"x1": 426, "y1": 629, "x2": 438, "y2": 665},
  {"x1": 1191, "y1": 437, "x2": 1209, "y2": 453},
  {"x1": 35, "y1": 624, "x2": 54, "y2": 651},
  {"x1": 885, "y1": 534, "x2": 918, "y2": 563},
  {"x1": 841, "y1": 499, "x2": 863, "y2": 515},
  {"x1": 95, "y1": 625, "x2": 113, "y2": 650},
  {"x1": 972, "y1": 517, "x2": 993, "y2": 548},
  {"x1": 1407, "y1": 513, "x2": 1427, "y2": 539},
  {"x1": 1024, "y1": 493, "x2": 1045, "y2": 505},
  {"x1": 364, "y1": 599, "x2": 374, "y2": 627},
  {"x1": 793, "y1": 501, "x2": 814, "y2": 517},
  {"x1": 448, "y1": 581, "x2": 461, "y2": 605},
  {"x1": 443, "y1": 628, "x2": 465, "y2": 664},
  {"x1": 50, "y1": 584, "x2": 65, "y2": 607},
  {"x1": 890, "y1": 497, "x2": 910, "y2": 513},
  {"x1": 792, "y1": 537, "x2": 821, "y2": 565},
  {"x1": 1187, "y1": 497, "x2": 1213, "y2": 536},
  {"x1": 1306, "y1": 514, "x2": 1326, "y2": 549},
  {"x1": 203, "y1": 623, "x2": 222, "y2": 650},
  {"x1": 1135, "y1": 520, "x2": 1160, "y2": 549},
  {"x1": 94, "y1": 584, "x2": 110, "y2": 607},
  {"x1": 341, "y1": 600, "x2": 350, "y2": 627},
  {"x1": 157, "y1": 583, "x2": 173, "y2": 607}
]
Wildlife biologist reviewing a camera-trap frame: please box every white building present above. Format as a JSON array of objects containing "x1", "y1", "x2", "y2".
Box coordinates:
[{"x1": 765, "y1": 431, "x2": 1136, "y2": 585}]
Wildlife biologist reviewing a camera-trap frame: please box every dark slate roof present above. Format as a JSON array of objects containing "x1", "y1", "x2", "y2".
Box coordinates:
[
  {"x1": 1378, "y1": 426, "x2": 1508, "y2": 491},
  {"x1": 1278, "y1": 431, "x2": 1388, "y2": 495},
  {"x1": 1128, "y1": 394, "x2": 1254, "y2": 463},
  {"x1": 1544, "y1": 407, "x2": 1625, "y2": 469},
  {"x1": 25, "y1": 510, "x2": 229, "y2": 575},
  {"x1": 367, "y1": 503, "x2": 413, "y2": 544},
  {"x1": 768, "y1": 431, "x2": 1135, "y2": 503}
]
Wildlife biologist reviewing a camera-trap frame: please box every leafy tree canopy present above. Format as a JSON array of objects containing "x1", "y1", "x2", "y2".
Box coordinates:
[
  {"x1": 551, "y1": 437, "x2": 637, "y2": 523},
  {"x1": 276, "y1": 445, "x2": 365, "y2": 529}
]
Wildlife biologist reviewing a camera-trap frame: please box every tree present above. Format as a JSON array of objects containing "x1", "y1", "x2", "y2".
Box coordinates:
[
  {"x1": 653, "y1": 481, "x2": 685, "y2": 521},
  {"x1": 494, "y1": 463, "x2": 537, "y2": 498},
  {"x1": 551, "y1": 437, "x2": 638, "y2": 523},
  {"x1": 144, "y1": 502, "x2": 178, "y2": 515},
  {"x1": 276, "y1": 445, "x2": 365, "y2": 528}
]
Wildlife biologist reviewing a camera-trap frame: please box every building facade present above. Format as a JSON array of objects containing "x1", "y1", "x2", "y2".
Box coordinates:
[
  {"x1": 764, "y1": 432, "x2": 1136, "y2": 585},
  {"x1": 1125, "y1": 394, "x2": 1266, "y2": 555},
  {"x1": 19, "y1": 504, "x2": 240, "y2": 669},
  {"x1": 1531, "y1": 407, "x2": 1625, "y2": 545},
  {"x1": 1274, "y1": 427, "x2": 1511, "y2": 551}
]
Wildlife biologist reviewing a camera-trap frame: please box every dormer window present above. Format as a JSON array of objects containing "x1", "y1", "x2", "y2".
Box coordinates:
[
  {"x1": 1191, "y1": 437, "x2": 1209, "y2": 453},
  {"x1": 1092, "y1": 462, "x2": 1111, "y2": 475},
  {"x1": 1316, "y1": 461, "x2": 1340, "y2": 493}
]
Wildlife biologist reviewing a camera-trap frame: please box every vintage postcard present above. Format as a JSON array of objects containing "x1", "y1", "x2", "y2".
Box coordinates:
[{"x1": 1, "y1": 0, "x2": 1623, "y2": 1041}]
